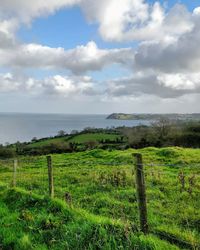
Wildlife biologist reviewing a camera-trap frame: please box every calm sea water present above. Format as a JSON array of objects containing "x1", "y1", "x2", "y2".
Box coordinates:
[{"x1": 0, "y1": 113, "x2": 151, "y2": 144}]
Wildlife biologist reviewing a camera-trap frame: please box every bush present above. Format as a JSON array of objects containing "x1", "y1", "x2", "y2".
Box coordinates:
[{"x1": 0, "y1": 146, "x2": 15, "y2": 158}]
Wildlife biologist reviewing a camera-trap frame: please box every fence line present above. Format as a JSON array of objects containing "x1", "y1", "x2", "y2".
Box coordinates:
[
  {"x1": 2, "y1": 157, "x2": 200, "y2": 166},
  {"x1": 0, "y1": 154, "x2": 199, "y2": 240}
]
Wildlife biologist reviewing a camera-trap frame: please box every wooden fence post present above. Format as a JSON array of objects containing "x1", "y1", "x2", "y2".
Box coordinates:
[
  {"x1": 12, "y1": 159, "x2": 17, "y2": 187},
  {"x1": 47, "y1": 156, "x2": 54, "y2": 198},
  {"x1": 133, "y1": 153, "x2": 148, "y2": 234}
]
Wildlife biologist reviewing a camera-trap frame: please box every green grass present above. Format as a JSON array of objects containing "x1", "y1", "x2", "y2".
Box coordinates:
[
  {"x1": 68, "y1": 133, "x2": 121, "y2": 143},
  {"x1": 0, "y1": 147, "x2": 200, "y2": 249},
  {"x1": 0, "y1": 186, "x2": 179, "y2": 250},
  {"x1": 27, "y1": 133, "x2": 123, "y2": 149},
  {"x1": 28, "y1": 136, "x2": 70, "y2": 148}
]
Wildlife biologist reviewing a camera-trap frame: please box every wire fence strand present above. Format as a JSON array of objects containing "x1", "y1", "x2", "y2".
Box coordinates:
[{"x1": 0, "y1": 155, "x2": 200, "y2": 248}]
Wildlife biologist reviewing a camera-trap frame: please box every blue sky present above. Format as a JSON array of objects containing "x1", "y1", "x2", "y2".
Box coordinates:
[
  {"x1": 18, "y1": 0, "x2": 199, "y2": 49},
  {"x1": 18, "y1": 6, "x2": 138, "y2": 50},
  {"x1": 0, "y1": 0, "x2": 200, "y2": 113}
]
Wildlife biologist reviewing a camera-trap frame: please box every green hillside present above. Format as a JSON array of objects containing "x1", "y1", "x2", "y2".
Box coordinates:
[
  {"x1": 28, "y1": 133, "x2": 121, "y2": 148},
  {"x1": 0, "y1": 186, "x2": 181, "y2": 250},
  {"x1": 67, "y1": 133, "x2": 121, "y2": 143},
  {"x1": 27, "y1": 136, "x2": 70, "y2": 148},
  {"x1": 0, "y1": 147, "x2": 200, "y2": 249}
]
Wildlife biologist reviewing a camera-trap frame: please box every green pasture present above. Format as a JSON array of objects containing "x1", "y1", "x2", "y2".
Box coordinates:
[
  {"x1": 27, "y1": 132, "x2": 123, "y2": 148},
  {"x1": 67, "y1": 133, "x2": 122, "y2": 143},
  {"x1": 27, "y1": 136, "x2": 70, "y2": 148},
  {"x1": 0, "y1": 147, "x2": 200, "y2": 249}
]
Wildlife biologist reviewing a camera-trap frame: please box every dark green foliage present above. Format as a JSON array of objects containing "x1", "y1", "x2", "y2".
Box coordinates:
[
  {"x1": 0, "y1": 145, "x2": 15, "y2": 159},
  {"x1": 120, "y1": 121, "x2": 200, "y2": 149}
]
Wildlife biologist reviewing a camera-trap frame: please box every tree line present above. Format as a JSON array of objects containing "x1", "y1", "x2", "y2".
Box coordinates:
[{"x1": 0, "y1": 120, "x2": 199, "y2": 158}]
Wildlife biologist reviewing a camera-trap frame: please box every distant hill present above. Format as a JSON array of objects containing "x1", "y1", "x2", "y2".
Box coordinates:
[{"x1": 106, "y1": 113, "x2": 200, "y2": 121}]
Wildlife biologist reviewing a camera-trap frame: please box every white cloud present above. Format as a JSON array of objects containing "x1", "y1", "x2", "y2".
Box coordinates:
[
  {"x1": 0, "y1": 19, "x2": 18, "y2": 48},
  {"x1": 193, "y1": 7, "x2": 200, "y2": 16},
  {"x1": 81, "y1": 0, "x2": 149, "y2": 41},
  {"x1": 0, "y1": 72, "x2": 99, "y2": 97},
  {"x1": 43, "y1": 75, "x2": 77, "y2": 95},
  {"x1": 106, "y1": 72, "x2": 200, "y2": 99},
  {"x1": 0, "y1": 0, "x2": 200, "y2": 109},
  {"x1": 0, "y1": 0, "x2": 195, "y2": 43},
  {"x1": 41, "y1": 75, "x2": 98, "y2": 96},
  {"x1": 0, "y1": 0, "x2": 81, "y2": 23},
  {"x1": 80, "y1": 1, "x2": 193, "y2": 42},
  {"x1": 0, "y1": 73, "x2": 33, "y2": 92},
  {"x1": 157, "y1": 73, "x2": 200, "y2": 90},
  {"x1": 0, "y1": 41, "x2": 134, "y2": 73},
  {"x1": 2, "y1": 70, "x2": 200, "y2": 99},
  {"x1": 134, "y1": 13, "x2": 200, "y2": 75}
]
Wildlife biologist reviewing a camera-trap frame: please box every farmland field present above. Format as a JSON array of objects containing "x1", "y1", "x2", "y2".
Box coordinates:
[
  {"x1": 26, "y1": 136, "x2": 70, "y2": 148},
  {"x1": 27, "y1": 132, "x2": 123, "y2": 148},
  {"x1": 67, "y1": 133, "x2": 122, "y2": 143},
  {"x1": 0, "y1": 147, "x2": 200, "y2": 249}
]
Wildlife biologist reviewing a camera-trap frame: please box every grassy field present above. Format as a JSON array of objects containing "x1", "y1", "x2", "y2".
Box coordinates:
[
  {"x1": 28, "y1": 133, "x2": 122, "y2": 146},
  {"x1": 21, "y1": 132, "x2": 126, "y2": 155},
  {"x1": 0, "y1": 147, "x2": 200, "y2": 249},
  {"x1": 67, "y1": 133, "x2": 122, "y2": 143},
  {"x1": 27, "y1": 136, "x2": 70, "y2": 148},
  {"x1": 0, "y1": 186, "x2": 180, "y2": 250}
]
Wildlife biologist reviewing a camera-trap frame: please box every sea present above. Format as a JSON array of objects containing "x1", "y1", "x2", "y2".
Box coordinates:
[{"x1": 0, "y1": 113, "x2": 151, "y2": 144}]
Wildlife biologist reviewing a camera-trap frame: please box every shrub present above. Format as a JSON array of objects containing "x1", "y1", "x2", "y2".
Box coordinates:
[{"x1": 0, "y1": 146, "x2": 15, "y2": 158}]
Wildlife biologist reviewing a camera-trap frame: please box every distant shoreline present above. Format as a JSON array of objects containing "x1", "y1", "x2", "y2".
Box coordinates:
[
  {"x1": 106, "y1": 113, "x2": 200, "y2": 120},
  {"x1": 0, "y1": 113, "x2": 150, "y2": 144}
]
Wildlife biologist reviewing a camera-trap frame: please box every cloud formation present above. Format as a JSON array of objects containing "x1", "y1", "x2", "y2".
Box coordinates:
[
  {"x1": 81, "y1": 1, "x2": 193, "y2": 42},
  {"x1": 0, "y1": 41, "x2": 134, "y2": 74},
  {"x1": 0, "y1": 19, "x2": 18, "y2": 48},
  {"x1": 0, "y1": 0, "x2": 195, "y2": 42},
  {"x1": 0, "y1": 72, "x2": 100, "y2": 98},
  {"x1": 0, "y1": 0, "x2": 200, "y2": 106},
  {"x1": 106, "y1": 72, "x2": 200, "y2": 99},
  {"x1": 135, "y1": 13, "x2": 200, "y2": 74},
  {"x1": 0, "y1": 0, "x2": 81, "y2": 23}
]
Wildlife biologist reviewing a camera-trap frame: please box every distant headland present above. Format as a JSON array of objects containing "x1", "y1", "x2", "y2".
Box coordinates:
[{"x1": 106, "y1": 113, "x2": 200, "y2": 120}]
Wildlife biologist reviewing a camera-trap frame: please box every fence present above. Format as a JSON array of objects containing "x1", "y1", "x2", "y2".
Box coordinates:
[{"x1": 0, "y1": 154, "x2": 200, "y2": 247}]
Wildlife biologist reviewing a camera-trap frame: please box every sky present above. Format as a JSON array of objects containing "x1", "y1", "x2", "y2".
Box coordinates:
[{"x1": 0, "y1": 0, "x2": 200, "y2": 114}]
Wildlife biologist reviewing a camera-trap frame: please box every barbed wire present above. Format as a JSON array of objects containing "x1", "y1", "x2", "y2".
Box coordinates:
[
  {"x1": 1, "y1": 156, "x2": 200, "y2": 166},
  {"x1": 0, "y1": 157, "x2": 199, "y2": 195},
  {"x1": 0, "y1": 157, "x2": 199, "y2": 245},
  {"x1": 1, "y1": 159, "x2": 200, "y2": 178}
]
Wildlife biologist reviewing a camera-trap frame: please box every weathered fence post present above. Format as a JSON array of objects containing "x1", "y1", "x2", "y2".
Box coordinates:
[
  {"x1": 12, "y1": 159, "x2": 18, "y2": 187},
  {"x1": 133, "y1": 153, "x2": 148, "y2": 234},
  {"x1": 47, "y1": 156, "x2": 54, "y2": 198}
]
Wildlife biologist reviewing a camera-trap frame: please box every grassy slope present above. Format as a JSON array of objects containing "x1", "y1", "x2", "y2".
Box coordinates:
[
  {"x1": 28, "y1": 133, "x2": 122, "y2": 148},
  {"x1": 0, "y1": 185, "x2": 179, "y2": 250},
  {"x1": 0, "y1": 147, "x2": 200, "y2": 249},
  {"x1": 27, "y1": 136, "x2": 69, "y2": 148},
  {"x1": 67, "y1": 133, "x2": 121, "y2": 143}
]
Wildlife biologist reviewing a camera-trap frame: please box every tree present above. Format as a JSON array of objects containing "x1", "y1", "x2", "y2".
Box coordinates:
[
  {"x1": 31, "y1": 137, "x2": 38, "y2": 142},
  {"x1": 57, "y1": 130, "x2": 65, "y2": 137},
  {"x1": 84, "y1": 140, "x2": 98, "y2": 150},
  {"x1": 152, "y1": 118, "x2": 171, "y2": 140},
  {"x1": 71, "y1": 130, "x2": 78, "y2": 135},
  {"x1": 0, "y1": 145, "x2": 15, "y2": 158}
]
